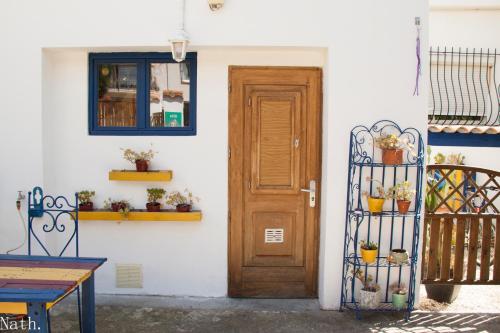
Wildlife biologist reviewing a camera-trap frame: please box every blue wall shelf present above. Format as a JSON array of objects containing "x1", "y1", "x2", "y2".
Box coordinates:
[{"x1": 340, "y1": 120, "x2": 424, "y2": 320}]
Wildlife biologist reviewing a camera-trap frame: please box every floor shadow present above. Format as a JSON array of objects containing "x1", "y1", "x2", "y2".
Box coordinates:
[{"x1": 367, "y1": 312, "x2": 500, "y2": 333}]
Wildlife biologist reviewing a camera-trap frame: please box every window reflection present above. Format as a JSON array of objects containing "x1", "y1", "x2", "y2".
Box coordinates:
[
  {"x1": 98, "y1": 64, "x2": 137, "y2": 127},
  {"x1": 150, "y1": 63, "x2": 190, "y2": 128}
]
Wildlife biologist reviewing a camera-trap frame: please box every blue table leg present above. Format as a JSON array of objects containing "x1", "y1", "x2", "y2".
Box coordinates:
[
  {"x1": 27, "y1": 302, "x2": 48, "y2": 333},
  {"x1": 82, "y1": 273, "x2": 96, "y2": 333}
]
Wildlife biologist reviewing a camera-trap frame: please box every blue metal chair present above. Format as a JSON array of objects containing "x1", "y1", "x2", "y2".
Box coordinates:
[{"x1": 27, "y1": 186, "x2": 82, "y2": 333}]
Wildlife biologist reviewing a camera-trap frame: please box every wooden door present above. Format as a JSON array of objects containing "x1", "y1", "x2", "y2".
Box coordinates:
[{"x1": 228, "y1": 67, "x2": 322, "y2": 297}]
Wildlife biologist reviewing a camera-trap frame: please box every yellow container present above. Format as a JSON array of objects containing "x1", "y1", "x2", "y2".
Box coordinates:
[
  {"x1": 367, "y1": 197, "x2": 385, "y2": 213},
  {"x1": 361, "y1": 248, "x2": 378, "y2": 264}
]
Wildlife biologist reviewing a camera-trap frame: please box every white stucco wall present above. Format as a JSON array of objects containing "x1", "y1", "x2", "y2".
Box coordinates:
[
  {"x1": 0, "y1": 0, "x2": 428, "y2": 309},
  {"x1": 429, "y1": 4, "x2": 500, "y2": 170}
]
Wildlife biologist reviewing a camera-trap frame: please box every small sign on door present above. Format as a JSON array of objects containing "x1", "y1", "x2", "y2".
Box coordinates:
[{"x1": 265, "y1": 228, "x2": 284, "y2": 243}]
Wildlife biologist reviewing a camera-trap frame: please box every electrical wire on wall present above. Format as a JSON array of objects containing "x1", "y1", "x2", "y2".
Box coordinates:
[
  {"x1": 6, "y1": 192, "x2": 27, "y2": 254},
  {"x1": 413, "y1": 17, "x2": 422, "y2": 96}
]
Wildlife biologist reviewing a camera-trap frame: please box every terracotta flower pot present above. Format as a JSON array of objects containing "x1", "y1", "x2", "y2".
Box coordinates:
[
  {"x1": 176, "y1": 204, "x2": 192, "y2": 212},
  {"x1": 360, "y1": 248, "x2": 378, "y2": 264},
  {"x1": 79, "y1": 202, "x2": 93, "y2": 211},
  {"x1": 367, "y1": 197, "x2": 385, "y2": 213},
  {"x1": 146, "y1": 202, "x2": 161, "y2": 212},
  {"x1": 382, "y1": 148, "x2": 403, "y2": 165},
  {"x1": 397, "y1": 200, "x2": 411, "y2": 214},
  {"x1": 111, "y1": 202, "x2": 126, "y2": 212},
  {"x1": 135, "y1": 159, "x2": 149, "y2": 172}
]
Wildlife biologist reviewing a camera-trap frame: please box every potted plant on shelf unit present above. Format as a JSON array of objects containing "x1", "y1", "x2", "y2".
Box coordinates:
[
  {"x1": 78, "y1": 190, "x2": 95, "y2": 211},
  {"x1": 146, "y1": 188, "x2": 166, "y2": 212},
  {"x1": 121, "y1": 147, "x2": 157, "y2": 172},
  {"x1": 104, "y1": 198, "x2": 132, "y2": 217},
  {"x1": 360, "y1": 240, "x2": 378, "y2": 264},
  {"x1": 388, "y1": 180, "x2": 416, "y2": 214},
  {"x1": 165, "y1": 189, "x2": 199, "y2": 212},
  {"x1": 353, "y1": 268, "x2": 380, "y2": 309},
  {"x1": 390, "y1": 283, "x2": 407, "y2": 310},
  {"x1": 363, "y1": 177, "x2": 388, "y2": 214},
  {"x1": 387, "y1": 249, "x2": 409, "y2": 265},
  {"x1": 375, "y1": 133, "x2": 415, "y2": 165}
]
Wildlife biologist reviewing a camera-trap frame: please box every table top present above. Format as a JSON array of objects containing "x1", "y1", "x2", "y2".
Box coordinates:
[{"x1": 0, "y1": 255, "x2": 106, "y2": 303}]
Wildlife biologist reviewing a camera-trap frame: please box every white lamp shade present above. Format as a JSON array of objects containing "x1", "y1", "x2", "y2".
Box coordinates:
[
  {"x1": 170, "y1": 40, "x2": 188, "y2": 62},
  {"x1": 169, "y1": 29, "x2": 189, "y2": 62}
]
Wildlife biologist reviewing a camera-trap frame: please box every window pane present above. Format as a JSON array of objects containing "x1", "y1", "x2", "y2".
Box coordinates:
[
  {"x1": 98, "y1": 63, "x2": 137, "y2": 127},
  {"x1": 149, "y1": 63, "x2": 190, "y2": 128}
]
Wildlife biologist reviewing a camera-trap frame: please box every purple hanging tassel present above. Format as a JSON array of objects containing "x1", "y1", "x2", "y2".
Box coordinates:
[{"x1": 413, "y1": 17, "x2": 422, "y2": 96}]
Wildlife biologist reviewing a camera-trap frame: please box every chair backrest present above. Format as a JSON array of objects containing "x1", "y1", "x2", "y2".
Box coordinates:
[{"x1": 28, "y1": 186, "x2": 79, "y2": 257}]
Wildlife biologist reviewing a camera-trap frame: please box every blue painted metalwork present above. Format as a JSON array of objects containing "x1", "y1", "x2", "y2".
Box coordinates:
[
  {"x1": 88, "y1": 52, "x2": 197, "y2": 136},
  {"x1": 0, "y1": 289, "x2": 66, "y2": 302},
  {"x1": 1, "y1": 254, "x2": 105, "y2": 262},
  {"x1": 81, "y1": 274, "x2": 96, "y2": 333},
  {"x1": 27, "y1": 187, "x2": 81, "y2": 332},
  {"x1": 28, "y1": 187, "x2": 79, "y2": 257},
  {"x1": 28, "y1": 302, "x2": 49, "y2": 333},
  {"x1": 340, "y1": 120, "x2": 424, "y2": 320}
]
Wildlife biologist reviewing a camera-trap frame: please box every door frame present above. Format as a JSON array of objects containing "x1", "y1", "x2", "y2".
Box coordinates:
[{"x1": 227, "y1": 66, "x2": 323, "y2": 297}]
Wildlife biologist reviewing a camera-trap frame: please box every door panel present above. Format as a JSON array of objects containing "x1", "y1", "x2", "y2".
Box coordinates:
[
  {"x1": 252, "y1": 91, "x2": 301, "y2": 192},
  {"x1": 229, "y1": 67, "x2": 322, "y2": 298}
]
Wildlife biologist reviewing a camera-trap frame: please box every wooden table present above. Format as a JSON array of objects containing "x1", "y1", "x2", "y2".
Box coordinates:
[{"x1": 0, "y1": 254, "x2": 106, "y2": 333}]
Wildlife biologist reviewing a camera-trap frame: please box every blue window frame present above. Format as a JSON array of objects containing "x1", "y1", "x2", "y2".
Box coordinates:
[
  {"x1": 428, "y1": 132, "x2": 500, "y2": 147},
  {"x1": 88, "y1": 52, "x2": 197, "y2": 135}
]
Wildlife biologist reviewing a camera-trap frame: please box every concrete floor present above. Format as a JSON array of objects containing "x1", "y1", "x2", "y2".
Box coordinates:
[
  {"x1": 420, "y1": 284, "x2": 500, "y2": 313},
  {"x1": 18, "y1": 295, "x2": 497, "y2": 333}
]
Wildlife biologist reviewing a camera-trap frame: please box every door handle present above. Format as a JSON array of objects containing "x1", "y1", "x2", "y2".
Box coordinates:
[{"x1": 301, "y1": 180, "x2": 316, "y2": 208}]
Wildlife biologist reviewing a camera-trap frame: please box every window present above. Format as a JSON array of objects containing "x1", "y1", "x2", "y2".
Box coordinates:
[{"x1": 89, "y1": 52, "x2": 197, "y2": 135}]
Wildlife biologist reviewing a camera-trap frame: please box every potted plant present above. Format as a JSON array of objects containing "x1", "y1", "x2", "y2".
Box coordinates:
[
  {"x1": 375, "y1": 133, "x2": 415, "y2": 165},
  {"x1": 104, "y1": 198, "x2": 132, "y2": 217},
  {"x1": 359, "y1": 240, "x2": 378, "y2": 264},
  {"x1": 425, "y1": 176, "x2": 439, "y2": 213},
  {"x1": 353, "y1": 269, "x2": 380, "y2": 309},
  {"x1": 146, "y1": 188, "x2": 165, "y2": 212},
  {"x1": 388, "y1": 249, "x2": 409, "y2": 265},
  {"x1": 363, "y1": 177, "x2": 388, "y2": 214},
  {"x1": 165, "y1": 189, "x2": 199, "y2": 212},
  {"x1": 424, "y1": 225, "x2": 461, "y2": 303},
  {"x1": 390, "y1": 283, "x2": 407, "y2": 310},
  {"x1": 388, "y1": 180, "x2": 416, "y2": 214},
  {"x1": 78, "y1": 190, "x2": 95, "y2": 211},
  {"x1": 121, "y1": 147, "x2": 156, "y2": 172}
]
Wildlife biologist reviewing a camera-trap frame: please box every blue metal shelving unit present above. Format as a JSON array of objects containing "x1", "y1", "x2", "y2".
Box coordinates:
[{"x1": 340, "y1": 120, "x2": 424, "y2": 320}]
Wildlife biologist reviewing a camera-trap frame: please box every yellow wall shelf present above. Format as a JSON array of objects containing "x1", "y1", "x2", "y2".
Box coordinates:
[
  {"x1": 77, "y1": 210, "x2": 202, "y2": 222},
  {"x1": 108, "y1": 170, "x2": 173, "y2": 182}
]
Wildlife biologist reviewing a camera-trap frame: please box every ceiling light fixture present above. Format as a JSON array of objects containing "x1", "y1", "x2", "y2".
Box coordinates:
[{"x1": 170, "y1": 0, "x2": 189, "y2": 62}]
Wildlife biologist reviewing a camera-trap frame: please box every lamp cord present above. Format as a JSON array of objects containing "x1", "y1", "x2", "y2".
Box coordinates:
[{"x1": 179, "y1": 0, "x2": 186, "y2": 31}]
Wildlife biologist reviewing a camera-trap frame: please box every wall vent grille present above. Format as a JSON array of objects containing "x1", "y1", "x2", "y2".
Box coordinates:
[
  {"x1": 265, "y1": 228, "x2": 284, "y2": 243},
  {"x1": 115, "y1": 264, "x2": 143, "y2": 289}
]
